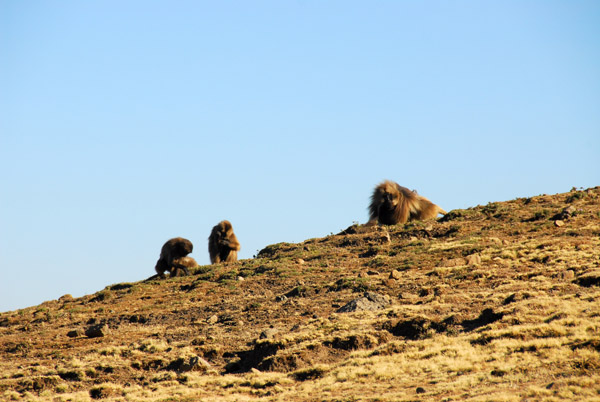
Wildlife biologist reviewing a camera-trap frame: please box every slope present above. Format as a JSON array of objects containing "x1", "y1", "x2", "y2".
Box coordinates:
[{"x1": 1, "y1": 187, "x2": 599, "y2": 401}]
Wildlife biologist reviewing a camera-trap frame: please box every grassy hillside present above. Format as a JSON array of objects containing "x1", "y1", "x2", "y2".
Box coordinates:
[{"x1": 1, "y1": 187, "x2": 599, "y2": 401}]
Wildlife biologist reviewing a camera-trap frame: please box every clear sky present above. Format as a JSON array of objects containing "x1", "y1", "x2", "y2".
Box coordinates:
[{"x1": 1, "y1": 1, "x2": 598, "y2": 312}]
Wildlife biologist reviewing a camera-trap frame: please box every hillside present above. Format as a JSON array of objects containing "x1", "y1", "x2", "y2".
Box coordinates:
[{"x1": 1, "y1": 187, "x2": 599, "y2": 402}]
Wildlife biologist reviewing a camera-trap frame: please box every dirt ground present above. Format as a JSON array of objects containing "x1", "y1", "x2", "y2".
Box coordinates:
[{"x1": 1, "y1": 187, "x2": 599, "y2": 401}]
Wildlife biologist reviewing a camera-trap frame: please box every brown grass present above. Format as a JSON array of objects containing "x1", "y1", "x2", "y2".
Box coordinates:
[{"x1": 1, "y1": 187, "x2": 600, "y2": 401}]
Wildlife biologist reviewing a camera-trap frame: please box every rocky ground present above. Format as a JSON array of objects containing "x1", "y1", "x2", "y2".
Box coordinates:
[{"x1": 1, "y1": 187, "x2": 599, "y2": 401}]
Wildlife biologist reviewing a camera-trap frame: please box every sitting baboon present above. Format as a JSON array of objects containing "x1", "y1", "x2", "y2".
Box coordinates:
[
  {"x1": 208, "y1": 220, "x2": 240, "y2": 264},
  {"x1": 155, "y1": 237, "x2": 194, "y2": 278},
  {"x1": 368, "y1": 180, "x2": 446, "y2": 225}
]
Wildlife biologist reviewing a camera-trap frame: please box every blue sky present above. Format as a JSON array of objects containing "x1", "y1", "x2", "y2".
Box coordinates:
[{"x1": 1, "y1": 1, "x2": 598, "y2": 312}]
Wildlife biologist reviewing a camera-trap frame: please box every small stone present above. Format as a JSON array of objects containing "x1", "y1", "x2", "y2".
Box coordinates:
[
  {"x1": 297, "y1": 258, "x2": 305, "y2": 265},
  {"x1": 389, "y1": 269, "x2": 402, "y2": 280},
  {"x1": 466, "y1": 254, "x2": 482, "y2": 265},
  {"x1": 425, "y1": 224, "x2": 433, "y2": 231},
  {"x1": 416, "y1": 387, "x2": 426, "y2": 394},
  {"x1": 207, "y1": 315, "x2": 219, "y2": 324},
  {"x1": 562, "y1": 270, "x2": 575, "y2": 280},
  {"x1": 554, "y1": 220, "x2": 564, "y2": 227},
  {"x1": 85, "y1": 324, "x2": 110, "y2": 338},
  {"x1": 237, "y1": 276, "x2": 245, "y2": 281}
]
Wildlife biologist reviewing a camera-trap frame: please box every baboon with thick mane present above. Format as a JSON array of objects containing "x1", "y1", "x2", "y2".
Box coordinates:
[
  {"x1": 368, "y1": 180, "x2": 446, "y2": 225},
  {"x1": 155, "y1": 237, "x2": 194, "y2": 278},
  {"x1": 208, "y1": 220, "x2": 240, "y2": 264}
]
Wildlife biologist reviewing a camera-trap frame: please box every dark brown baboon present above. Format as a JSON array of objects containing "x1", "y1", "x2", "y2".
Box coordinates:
[
  {"x1": 368, "y1": 180, "x2": 446, "y2": 225},
  {"x1": 208, "y1": 220, "x2": 240, "y2": 264},
  {"x1": 155, "y1": 237, "x2": 194, "y2": 278}
]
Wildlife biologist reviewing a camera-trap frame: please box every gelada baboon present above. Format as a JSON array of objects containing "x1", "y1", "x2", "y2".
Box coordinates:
[
  {"x1": 170, "y1": 256, "x2": 199, "y2": 277},
  {"x1": 208, "y1": 220, "x2": 240, "y2": 264},
  {"x1": 368, "y1": 180, "x2": 446, "y2": 225},
  {"x1": 155, "y1": 237, "x2": 194, "y2": 278}
]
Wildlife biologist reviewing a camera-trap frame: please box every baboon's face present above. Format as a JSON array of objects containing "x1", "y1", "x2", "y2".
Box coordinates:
[{"x1": 382, "y1": 190, "x2": 399, "y2": 208}]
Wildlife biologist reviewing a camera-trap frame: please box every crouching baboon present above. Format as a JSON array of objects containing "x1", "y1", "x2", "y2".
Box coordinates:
[
  {"x1": 170, "y1": 256, "x2": 199, "y2": 277},
  {"x1": 155, "y1": 237, "x2": 194, "y2": 278},
  {"x1": 368, "y1": 180, "x2": 446, "y2": 225},
  {"x1": 208, "y1": 220, "x2": 240, "y2": 264}
]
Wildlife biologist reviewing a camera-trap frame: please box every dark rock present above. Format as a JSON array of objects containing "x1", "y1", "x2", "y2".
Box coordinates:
[
  {"x1": 574, "y1": 270, "x2": 600, "y2": 287},
  {"x1": 389, "y1": 318, "x2": 431, "y2": 340},
  {"x1": 66, "y1": 329, "x2": 82, "y2": 338},
  {"x1": 461, "y1": 308, "x2": 504, "y2": 332},
  {"x1": 85, "y1": 324, "x2": 110, "y2": 338}
]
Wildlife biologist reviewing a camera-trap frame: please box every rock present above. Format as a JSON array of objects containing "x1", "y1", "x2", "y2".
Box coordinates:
[
  {"x1": 416, "y1": 387, "x2": 426, "y2": 394},
  {"x1": 297, "y1": 258, "x2": 305, "y2": 265},
  {"x1": 275, "y1": 295, "x2": 288, "y2": 302},
  {"x1": 259, "y1": 328, "x2": 278, "y2": 339},
  {"x1": 336, "y1": 292, "x2": 391, "y2": 313},
  {"x1": 66, "y1": 329, "x2": 82, "y2": 338},
  {"x1": 237, "y1": 276, "x2": 245, "y2": 281},
  {"x1": 59, "y1": 294, "x2": 74, "y2": 302},
  {"x1": 383, "y1": 279, "x2": 397, "y2": 288},
  {"x1": 574, "y1": 270, "x2": 600, "y2": 287},
  {"x1": 562, "y1": 270, "x2": 575, "y2": 280},
  {"x1": 167, "y1": 356, "x2": 211, "y2": 373},
  {"x1": 389, "y1": 317, "x2": 432, "y2": 340},
  {"x1": 552, "y1": 206, "x2": 576, "y2": 221},
  {"x1": 554, "y1": 220, "x2": 565, "y2": 227},
  {"x1": 84, "y1": 324, "x2": 110, "y2": 338},
  {"x1": 207, "y1": 315, "x2": 219, "y2": 324},
  {"x1": 466, "y1": 254, "x2": 482, "y2": 265},
  {"x1": 389, "y1": 269, "x2": 402, "y2": 280}
]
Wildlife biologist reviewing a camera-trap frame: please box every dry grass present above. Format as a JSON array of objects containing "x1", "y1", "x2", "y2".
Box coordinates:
[{"x1": 1, "y1": 187, "x2": 600, "y2": 401}]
